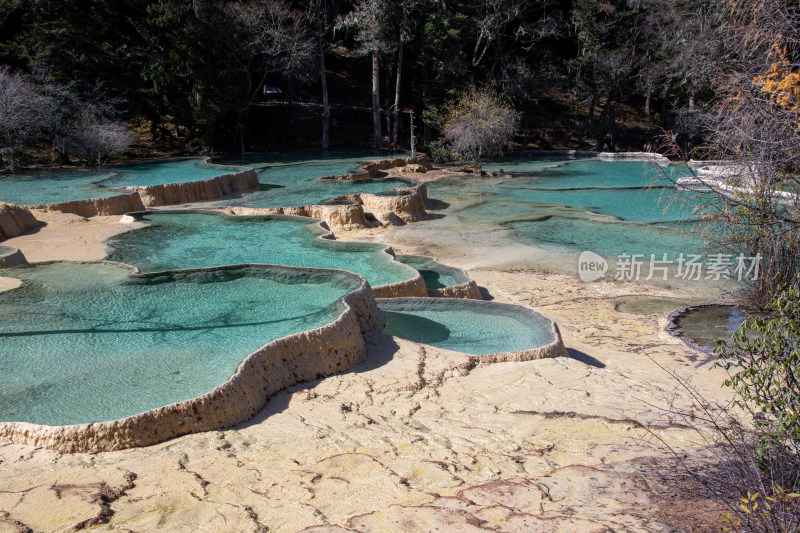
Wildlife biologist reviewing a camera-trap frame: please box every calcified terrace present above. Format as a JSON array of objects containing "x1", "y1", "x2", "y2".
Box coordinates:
[{"x1": 0, "y1": 153, "x2": 571, "y2": 451}]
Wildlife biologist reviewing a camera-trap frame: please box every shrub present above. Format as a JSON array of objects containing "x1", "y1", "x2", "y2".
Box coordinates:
[
  {"x1": 442, "y1": 87, "x2": 517, "y2": 174},
  {"x1": 715, "y1": 283, "x2": 800, "y2": 457}
]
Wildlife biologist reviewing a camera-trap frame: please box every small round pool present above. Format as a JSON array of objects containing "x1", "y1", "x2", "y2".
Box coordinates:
[
  {"x1": 395, "y1": 255, "x2": 470, "y2": 290},
  {"x1": 669, "y1": 304, "x2": 760, "y2": 352},
  {"x1": 377, "y1": 297, "x2": 564, "y2": 357}
]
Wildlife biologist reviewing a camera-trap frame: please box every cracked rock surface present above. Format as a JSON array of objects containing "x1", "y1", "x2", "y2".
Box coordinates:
[
  {"x1": 0, "y1": 276, "x2": 728, "y2": 531},
  {"x1": 0, "y1": 200, "x2": 730, "y2": 532}
]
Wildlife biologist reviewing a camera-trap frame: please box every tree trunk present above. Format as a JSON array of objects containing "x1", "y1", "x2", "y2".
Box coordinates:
[
  {"x1": 645, "y1": 86, "x2": 652, "y2": 118},
  {"x1": 688, "y1": 91, "x2": 696, "y2": 111},
  {"x1": 392, "y1": 41, "x2": 403, "y2": 152},
  {"x1": 488, "y1": 33, "x2": 502, "y2": 81},
  {"x1": 660, "y1": 78, "x2": 674, "y2": 128},
  {"x1": 409, "y1": 110, "x2": 416, "y2": 156},
  {"x1": 596, "y1": 99, "x2": 615, "y2": 152},
  {"x1": 422, "y1": 55, "x2": 432, "y2": 146},
  {"x1": 320, "y1": 41, "x2": 330, "y2": 150},
  {"x1": 371, "y1": 51, "x2": 382, "y2": 148},
  {"x1": 522, "y1": 114, "x2": 528, "y2": 151},
  {"x1": 588, "y1": 93, "x2": 595, "y2": 123},
  {"x1": 203, "y1": 115, "x2": 216, "y2": 155}
]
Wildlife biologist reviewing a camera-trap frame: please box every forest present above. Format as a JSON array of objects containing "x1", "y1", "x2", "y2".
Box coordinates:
[{"x1": 0, "y1": 0, "x2": 746, "y2": 166}]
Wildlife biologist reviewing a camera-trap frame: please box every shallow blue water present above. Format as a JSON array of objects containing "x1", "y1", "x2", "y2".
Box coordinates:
[
  {"x1": 106, "y1": 211, "x2": 416, "y2": 288},
  {"x1": 213, "y1": 149, "x2": 412, "y2": 207},
  {"x1": 97, "y1": 158, "x2": 246, "y2": 187},
  {"x1": 0, "y1": 152, "x2": 406, "y2": 206},
  {"x1": 0, "y1": 168, "x2": 123, "y2": 204},
  {"x1": 505, "y1": 215, "x2": 707, "y2": 258},
  {"x1": 430, "y1": 158, "x2": 714, "y2": 260},
  {"x1": 395, "y1": 256, "x2": 466, "y2": 289},
  {"x1": 0, "y1": 158, "x2": 240, "y2": 205},
  {"x1": 0, "y1": 262, "x2": 354, "y2": 425},
  {"x1": 379, "y1": 300, "x2": 557, "y2": 355}
]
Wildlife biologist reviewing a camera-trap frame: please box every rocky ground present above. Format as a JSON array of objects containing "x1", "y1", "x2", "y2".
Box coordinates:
[{"x1": 0, "y1": 187, "x2": 734, "y2": 532}]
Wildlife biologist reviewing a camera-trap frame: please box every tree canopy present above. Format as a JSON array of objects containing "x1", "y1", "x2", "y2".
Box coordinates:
[{"x1": 0, "y1": 0, "x2": 784, "y2": 164}]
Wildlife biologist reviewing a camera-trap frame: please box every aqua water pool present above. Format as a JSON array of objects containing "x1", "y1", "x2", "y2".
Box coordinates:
[
  {"x1": 0, "y1": 262, "x2": 356, "y2": 425},
  {"x1": 106, "y1": 211, "x2": 416, "y2": 288},
  {"x1": 0, "y1": 158, "x2": 241, "y2": 205},
  {"x1": 0, "y1": 168, "x2": 124, "y2": 204},
  {"x1": 505, "y1": 214, "x2": 705, "y2": 258},
  {"x1": 0, "y1": 151, "x2": 407, "y2": 207},
  {"x1": 429, "y1": 157, "x2": 714, "y2": 260},
  {"x1": 96, "y1": 158, "x2": 247, "y2": 187},
  {"x1": 213, "y1": 150, "x2": 412, "y2": 207},
  {"x1": 395, "y1": 255, "x2": 468, "y2": 289},
  {"x1": 485, "y1": 158, "x2": 676, "y2": 189},
  {"x1": 379, "y1": 298, "x2": 559, "y2": 355}
]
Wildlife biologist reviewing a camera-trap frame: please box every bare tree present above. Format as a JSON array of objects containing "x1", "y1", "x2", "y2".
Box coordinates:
[
  {"x1": 388, "y1": 0, "x2": 416, "y2": 151},
  {"x1": 682, "y1": 0, "x2": 800, "y2": 305},
  {"x1": 0, "y1": 67, "x2": 56, "y2": 166},
  {"x1": 46, "y1": 81, "x2": 133, "y2": 166},
  {"x1": 336, "y1": 0, "x2": 386, "y2": 148},
  {"x1": 65, "y1": 121, "x2": 134, "y2": 167},
  {"x1": 443, "y1": 87, "x2": 517, "y2": 174},
  {"x1": 197, "y1": 0, "x2": 315, "y2": 152},
  {"x1": 309, "y1": 0, "x2": 332, "y2": 150}
]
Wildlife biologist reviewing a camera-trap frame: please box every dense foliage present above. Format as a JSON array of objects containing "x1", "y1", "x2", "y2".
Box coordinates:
[
  {"x1": 711, "y1": 284, "x2": 800, "y2": 531},
  {"x1": 0, "y1": 0, "x2": 737, "y2": 164},
  {"x1": 716, "y1": 286, "x2": 800, "y2": 455}
]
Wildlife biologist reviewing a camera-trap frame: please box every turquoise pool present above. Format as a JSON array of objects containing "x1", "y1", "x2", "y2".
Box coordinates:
[
  {"x1": 429, "y1": 157, "x2": 714, "y2": 260},
  {"x1": 395, "y1": 255, "x2": 467, "y2": 289},
  {"x1": 106, "y1": 211, "x2": 416, "y2": 288},
  {"x1": 0, "y1": 168, "x2": 124, "y2": 205},
  {"x1": 0, "y1": 262, "x2": 356, "y2": 425},
  {"x1": 95, "y1": 158, "x2": 247, "y2": 187},
  {"x1": 213, "y1": 149, "x2": 412, "y2": 207},
  {"x1": 505, "y1": 215, "x2": 704, "y2": 259},
  {"x1": 379, "y1": 298, "x2": 557, "y2": 355},
  {"x1": 0, "y1": 151, "x2": 409, "y2": 208},
  {"x1": 0, "y1": 158, "x2": 242, "y2": 205}
]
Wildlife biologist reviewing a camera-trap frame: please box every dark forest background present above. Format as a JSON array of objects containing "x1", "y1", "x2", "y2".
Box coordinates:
[{"x1": 0, "y1": 0, "x2": 751, "y2": 166}]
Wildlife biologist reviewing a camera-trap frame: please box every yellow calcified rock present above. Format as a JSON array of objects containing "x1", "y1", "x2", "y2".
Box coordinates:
[
  {"x1": 225, "y1": 203, "x2": 372, "y2": 231},
  {"x1": 427, "y1": 279, "x2": 483, "y2": 299},
  {"x1": 371, "y1": 273, "x2": 428, "y2": 298},
  {"x1": 0, "y1": 246, "x2": 26, "y2": 268},
  {"x1": 359, "y1": 184, "x2": 429, "y2": 223},
  {"x1": 321, "y1": 154, "x2": 434, "y2": 181},
  {"x1": 27, "y1": 192, "x2": 146, "y2": 217},
  {"x1": 0, "y1": 276, "x2": 22, "y2": 291},
  {"x1": 127, "y1": 169, "x2": 259, "y2": 207},
  {"x1": 0, "y1": 202, "x2": 40, "y2": 240},
  {"x1": 223, "y1": 184, "x2": 430, "y2": 231},
  {"x1": 329, "y1": 183, "x2": 429, "y2": 224}
]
